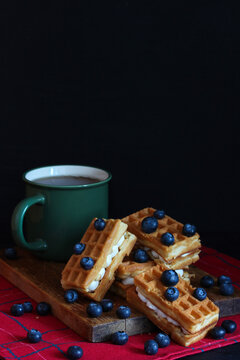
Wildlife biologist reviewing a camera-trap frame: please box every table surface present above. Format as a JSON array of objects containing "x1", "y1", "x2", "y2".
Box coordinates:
[{"x1": 0, "y1": 245, "x2": 240, "y2": 360}]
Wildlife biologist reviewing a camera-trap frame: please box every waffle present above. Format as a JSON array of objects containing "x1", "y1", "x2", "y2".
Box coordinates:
[
  {"x1": 129, "y1": 264, "x2": 219, "y2": 338},
  {"x1": 146, "y1": 248, "x2": 200, "y2": 270},
  {"x1": 116, "y1": 260, "x2": 155, "y2": 279},
  {"x1": 61, "y1": 218, "x2": 137, "y2": 301},
  {"x1": 122, "y1": 208, "x2": 201, "y2": 263},
  {"x1": 110, "y1": 260, "x2": 155, "y2": 298},
  {"x1": 127, "y1": 287, "x2": 217, "y2": 347}
]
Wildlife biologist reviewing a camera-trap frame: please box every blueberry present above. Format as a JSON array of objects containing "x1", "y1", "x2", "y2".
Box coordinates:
[
  {"x1": 36, "y1": 302, "x2": 51, "y2": 315},
  {"x1": 11, "y1": 304, "x2": 24, "y2": 317},
  {"x1": 133, "y1": 249, "x2": 149, "y2": 263},
  {"x1": 64, "y1": 289, "x2": 79, "y2": 303},
  {"x1": 4, "y1": 248, "x2": 17, "y2": 259},
  {"x1": 100, "y1": 299, "x2": 113, "y2": 312},
  {"x1": 66, "y1": 345, "x2": 83, "y2": 359},
  {"x1": 193, "y1": 287, "x2": 207, "y2": 301},
  {"x1": 220, "y1": 283, "x2": 234, "y2": 296},
  {"x1": 27, "y1": 329, "x2": 42, "y2": 343},
  {"x1": 164, "y1": 287, "x2": 179, "y2": 302},
  {"x1": 200, "y1": 275, "x2": 214, "y2": 288},
  {"x1": 86, "y1": 302, "x2": 103, "y2": 317},
  {"x1": 141, "y1": 217, "x2": 158, "y2": 234},
  {"x1": 161, "y1": 270, "x2": 179, "y2": 287},
  {"x1": 94, "y1": 218, "x2": 106, "y2": 231},
  {"x1": 73, "y1": 243, "x2": 85, "y2": 255},
  {"x1": 221, "y1": 320, "x2": 237, "y2": 333},
  {"x1": 209, "y1": 326, "x2": 226, "y2": 339},
  {"x1": 116, "y1": 305, "x2": 131, "y2": 319},
  {"x1": 153, "y1": 210, "x2": 165, "y2": 219},
  {"x1": 144, "y1": 339, "x2": 159, "y2": 355},
  {"x1": 217, "y1": 275, "x2": 232, "y2": 286},
  {"x1": 182, "y1": 224, "x2": 196, "y2": 237},
  {"x1": 23, "y1": 301, "x2": 33, "y2": 313},
  {"x1": 161, "y1": 232, "x2": 175, "y2": 246},
  {"x1": 111, "y1": 331, "x2": 129, "y2": 345},
  {"x1": 155, "y1": 332, "x2": 170, "y2": 348},
  {"x1": 80, "y1": 257, "x2": 94, "y2": 270}
]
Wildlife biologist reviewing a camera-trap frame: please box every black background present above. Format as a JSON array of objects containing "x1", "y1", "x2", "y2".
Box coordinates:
[{"x1": 1, "y1": 1, "x2": 240, "y2": 258}]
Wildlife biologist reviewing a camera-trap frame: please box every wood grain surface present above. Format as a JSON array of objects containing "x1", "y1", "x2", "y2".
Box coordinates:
[
  {"x1": 0, "y1": 248, "x2": 156, "y2": 342},
  {"x1": 0, "y1": 249, "x2": 239, "y2": 342},
  {"x1": 189, "y1": 265, "x2": 240, "y2": 317}
]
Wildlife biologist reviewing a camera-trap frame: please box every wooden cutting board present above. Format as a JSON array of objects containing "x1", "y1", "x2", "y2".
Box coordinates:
[
  {"x1": 0, "y1": 248, "x2": 157, "y2": 342},
  {"x1": 189, "y1": 265, "x2": 240, "y2": 317},
  {"x1": 0, "y1": 249, "x2": 239, "y2": 342}
]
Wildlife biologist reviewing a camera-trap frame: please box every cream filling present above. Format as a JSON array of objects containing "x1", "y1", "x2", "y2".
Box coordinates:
[
  {"x1": 121, "y1": 276, "x2": 134, "y2": 285},
  {"x1": 86, "y1": 233, "x2": 126, "y2": 292},
  {"x1": 175, "y1": 269, "x2": 184, "y2": 277},
  {"x1": 136, "y1": 287, "x2": 189, "y2": 335},
  {"x1": 150, "y1": 250, "x2": 191, "y2": 262}
]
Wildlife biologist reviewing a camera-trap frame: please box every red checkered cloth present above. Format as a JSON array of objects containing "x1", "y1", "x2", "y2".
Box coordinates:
[{"x1": 0, "y1": 246, "x2": 240, "y2": 360}]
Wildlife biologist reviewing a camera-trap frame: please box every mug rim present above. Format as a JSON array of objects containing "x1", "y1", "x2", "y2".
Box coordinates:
[{"x1": 23, "y1": 164, "x2": 112, "y2": 189}]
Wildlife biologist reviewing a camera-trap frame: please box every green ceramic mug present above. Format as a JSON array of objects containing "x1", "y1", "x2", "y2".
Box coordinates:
[{"x1": 11, "y1": 165, "x2": 112, "y2": 262}]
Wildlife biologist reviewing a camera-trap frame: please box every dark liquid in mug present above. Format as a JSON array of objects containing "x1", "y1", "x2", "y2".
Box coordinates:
[{"x1": 34, "y1": 175, "x2": 100, "y2": 186}]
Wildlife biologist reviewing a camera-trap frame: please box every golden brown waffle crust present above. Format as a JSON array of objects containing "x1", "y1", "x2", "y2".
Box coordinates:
[
  {"x1": 61, "y1": 218, "x2": 127, "y2": 290},
  {"x1": 116, "y1": 260, "x2": 155, "y2": 279},
  {"x1": 134, "y1": 264, "x2": 219, "y2": 334},
  {"x1": 110, "y1": 280, "x2": 131, "y2": 298},
  {"x1": 122, "y1": 208, "x2": 201, "y2": 261},
  {"x1": 61, "y1": 218, "x2": 137, "y2": 301},
  {"x1": 127, "y1": 287, "x2": 217, "y2": 347},
  {"x1": 149, "y1": 250, "x2": 200, "y2": 270},
  {"x1": 61, "y1": 230, "x2": 137, "y2": 301}
]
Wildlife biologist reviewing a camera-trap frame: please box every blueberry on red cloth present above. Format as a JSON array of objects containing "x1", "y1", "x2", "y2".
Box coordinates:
[
  {"x1": 36, "y1": 302, "x2": 51, "y2": 315},
  {"x1": 64, "y1": 289, "x2": 79, "y2": 303},
  {"x1": 217, "y1": 275, "x2": 232, "y2": 286},
  {"x1": 133, "y1": 249, "x2": 149, "y2": 263},
  {"x1": 141, "y1": 217, "x2": 158, "y2": 233},
  {"x1": 4, "y1": 248, "x2": 18, "y2": 259},
  {"x1": 220, "y1": 283, "x2": 234, "y2": 296},
  {"x1": 193, "y1": 288, "x2": 207, "y2": 301},
  {"x1": 209, "y1": 326, "x2": 226, "y2": 339},
  {"x1": 27, "y1": 329, "x2": 42, "y2": 343},
  {"x1": 155, "y1": 332, "x2": 170, "y2": 348},
  {"x1": 11, "y1": 304, "x2": 24, "y2": 317},
  {"x1": 23, "y1": 301, "x2": 33, "y2": 313},
  {"x1": 221, "y1": 320, "x2": 237, "y2": 333},
  {"x1": 153, "y1": 210, "x2": 165, "y2": 219},
  {"x1": 161, "y1": 270, "x2": 179, "y2": 286},
  {"x1": 100, "y1": 299, "x2": 113, "y2": 312},
  {"x1": 182, "y1": 224, "x2": 196, "y2": 237},
  {"x1": 161, "y1": 232, "x2": 175, "y2": 246},
  {"x1": 86, "y1": 302, "x2": 103, "y2": 317},
  {"x1": 165, "y1": 287, "x2": 179, "y2": 302},
  {"x1": 144, "y1": 339, "x2": 159, "y2": 355},
  {"x1": 200, "y1": 275, "x2": 214, "y2": 288},
  {"x1": 66, "y1": 345, "x2": 83, "y2": 359},
  {"x1": 73, "y1": 243, "x2": 85, "y2": 255},
  {"x1": 94, "y1": 218, "x2": 106, "y2": 231},
  {"x1": 116, "y1": 305, "x2": 131, "y2": 319},
  {"x1": 111, "y1": 331, "x2": 129, "y2": 345},
  {"x1": 80, "y1": 257, "x2": 94, "y2": 270}
]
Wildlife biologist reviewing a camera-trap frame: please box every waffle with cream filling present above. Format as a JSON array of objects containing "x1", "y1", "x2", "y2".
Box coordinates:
[
  {"x1": 122, "y1": 208, "x2": 201, "y2": 268},
  {"x1": 61, "y1": 218, "x2": 137, "y2": 301},
  {"x1": 126, "y1": 264, "x2": 219, "y2": 346},
  {"x1": 110, "y1": 260, "x2": 155, "y2": 298}
]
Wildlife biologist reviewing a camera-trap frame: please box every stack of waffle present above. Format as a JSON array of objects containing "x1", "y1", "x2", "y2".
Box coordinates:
[
  {"x1": 127, "y1": 264, "x2": 219, "y2": 346},
  {"x1": 61, "y1": 218, "x2": 137, "y2": 301},
  {"x1": 61, "y1": 209, "x2": 219, "y2": 346},
  {"x1": 122, "y1": 207, "x2": 201, "y2": 272}
]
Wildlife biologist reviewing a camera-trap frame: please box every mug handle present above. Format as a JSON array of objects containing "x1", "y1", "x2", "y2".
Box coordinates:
[{"x1": 11, "y1": 194, "x2": 48, "y2": 251}]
